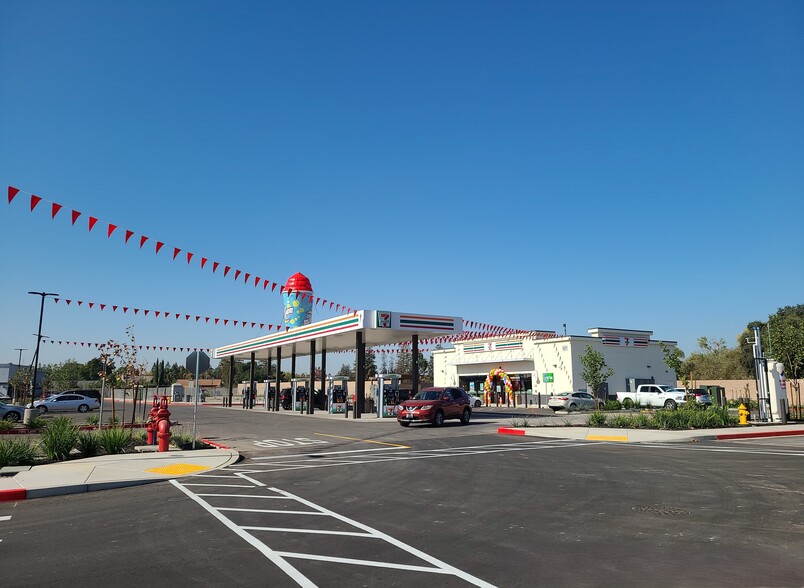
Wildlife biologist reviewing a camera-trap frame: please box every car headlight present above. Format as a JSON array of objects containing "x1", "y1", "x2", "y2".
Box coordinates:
[{"x1": 419, "y1": 405, "x2": 433, "y2": 410}]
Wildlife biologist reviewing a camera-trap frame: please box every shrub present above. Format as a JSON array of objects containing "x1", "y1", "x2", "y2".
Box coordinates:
[
  {"x1": 602, "y1": 400, "x2": 622, "y2": 411},
  {"x1": 25, "y1": 415, "x2": 47, "y2": 430},
  {"x1": 0, "y1": 420, "x2": 16, "y2": 431},
  {"x1": 99, "y1": 427, "x2": 133, "y2": 454},
  {"x1": 170, "y1": 426, "x2": 211, "y2": 450},
  {"x1": 77, "y1": 431, "x2": 103, "y2": 458},
  {"x1": 40, "y1": 416, "x2": 80, "y2": 461},
  {"x1": 652, "y1": 409, "x2": 684, "y2": 430},
  {"x1": 0, "y1": 437, "x2": 38, "y2": 467},
  {"x1": 508, "y1": 417, "x2": 532, "y2": 428},
  {"x1": 587, "y1": 411, "x2": 607, "y2": 427},
  {"x1": 631, "y1": 413, "x2": 652, "y2": 428},
  {"x1": 86, "y1": 415, "x2": 99, "y2": 426},
  {"x1": 106, "y1": 415, "x2": 120, "y2": 427},
  {"x1": 609, "y1": 414, "x2": 635, "y2": 429}
]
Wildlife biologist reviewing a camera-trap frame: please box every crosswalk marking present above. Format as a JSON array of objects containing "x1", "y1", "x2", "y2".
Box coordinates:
[{"x1": 171, "y1": 480, "x2": 498, "y2": 587}]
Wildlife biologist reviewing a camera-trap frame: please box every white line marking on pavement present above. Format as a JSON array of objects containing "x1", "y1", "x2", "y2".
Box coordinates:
[
  {"x1": 241, "y1": 526, "x2": 375, "y2": 538},
  {"x1": 181, "y1": 483, "x2": 256, "y2": 488},
  {"x1": 627, "y1": 444, "x2": 804, "y2": 457},
  {"x1": 196, "y1": 494, "x2": 291, "y2": 499},
  {"x1": 0, "y1": 516, "x2": 11, "y2": 521},
  {"x1": 251, "y1": 446, "x2": 403, "y2": 460},
  {"x1": 216, "y1": 507, "x2": 327, "y2": 515},
  {"x1": 273, "y1": 551, "x2": 455, "y2": 574},
  {"x1": 269, "y1": 487, "x2": 497, "y2": 588},
  {"x1": 170, "y1": 480, "x2": 317, "y2": 588},
  {"x1": 235, "y1": 472, "x2": 267, "y2": 487}
]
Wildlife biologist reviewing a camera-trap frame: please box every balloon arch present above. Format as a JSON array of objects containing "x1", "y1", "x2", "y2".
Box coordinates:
[{"x1": 483, "y1": 368, "x2": 513, "y2": 404}]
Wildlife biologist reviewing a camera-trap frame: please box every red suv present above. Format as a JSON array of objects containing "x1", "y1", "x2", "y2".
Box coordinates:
[{"x1": 397, "y1": 387, "x2": 472, "y2": 427}]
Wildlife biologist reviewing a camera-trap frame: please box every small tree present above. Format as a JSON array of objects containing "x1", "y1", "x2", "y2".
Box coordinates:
[
  {"x1": 578, "y1": 345, "x2": 614, "y2": 399},
  {"x1": 659, "y1": 342, "x2": 687, "y2": 388}
]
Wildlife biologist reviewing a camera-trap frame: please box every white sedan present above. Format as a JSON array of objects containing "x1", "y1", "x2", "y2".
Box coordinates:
[
  {"x1": 31, "y1": 393, "x2": 100, "y2": 414},
  {"x1": 548, "y1": 392, "x2": 603, "y2": 412}
]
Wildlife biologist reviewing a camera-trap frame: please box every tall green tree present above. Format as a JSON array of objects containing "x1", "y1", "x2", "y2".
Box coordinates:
[
  {"x1": 45, "y1": 360, "x2": 89, "y2": 391},
  {"x1": 686, "y1": 337, "x2": 748, "y2": 380},
  {"x1": 659, "y1": 342, "x2": 687, "y2": 386},
  {"x1": 578, "y1": 346, "x2": 614, "y2": 397},
  {"x1": 767, "y1": 305, "x2": 804, "y2": 400}
]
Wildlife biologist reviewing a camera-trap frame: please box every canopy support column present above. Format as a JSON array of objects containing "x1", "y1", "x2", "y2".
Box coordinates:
[
  {"x1": 412, "y1": 334, "x2": 419, "y2": 396},
  {"x1": 355, "y1": 331, "x2": 365, "y2": 419}
]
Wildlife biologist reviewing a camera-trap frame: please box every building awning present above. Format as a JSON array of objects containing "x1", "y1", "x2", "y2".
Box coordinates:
[{"x1": 214, "y1": 310, "x2": 462, "y2": 361}]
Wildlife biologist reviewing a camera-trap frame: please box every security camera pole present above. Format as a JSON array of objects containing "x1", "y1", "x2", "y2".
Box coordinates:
[{"x1": 25, "y1": 291, "x2": 58, "y2": 424}]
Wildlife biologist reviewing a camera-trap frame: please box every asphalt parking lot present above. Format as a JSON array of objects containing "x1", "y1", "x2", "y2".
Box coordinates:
[{"x1": 3, "y1": 403, "x2": 803, "y2": 587}]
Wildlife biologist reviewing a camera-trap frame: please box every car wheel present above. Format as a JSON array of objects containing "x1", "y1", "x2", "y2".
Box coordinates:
[
  {"x1": 460, "y1": 408, "x2": 471, "y2": 425},
  {"x1": 664, "y1": 400, "x2": 677, "y2": 410},
  {"x1": 622, "y1": 398, "x2": 634, "y2": 409},
  {"x1": 78, "y1": 404, "x2": 89, "y2": 413},
  {"x1": 399, "y1": 421, "x2": 410, "y2": 427},
  {"x1": 37, "y1": 405, "x2": 48, "y2": 414},
  {"x1": 474, "y1": 400, "x2": 481, "y2": 408},
  {"x1": 567, "y1": 403, "x2": 577, "y2": 412},
  {"x1": 432, "y1": 410, "x2": 445, "y2": 426},
  {"x1": 3, "y1": 411, "x2": 21, "y2": 422}
]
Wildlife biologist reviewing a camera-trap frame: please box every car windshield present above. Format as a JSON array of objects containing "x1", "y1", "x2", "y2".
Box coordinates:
[{"x1": 413, "y1": 390, "x2": 442, "y2": 401}]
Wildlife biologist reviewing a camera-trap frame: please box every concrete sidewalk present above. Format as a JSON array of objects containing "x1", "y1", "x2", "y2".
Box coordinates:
[
  {"x1": 498, "y1": 423, "x2": 804, "y2": 443},
  {"x1": 0, "y1": 447, "x2": 239, "y2": 502}
]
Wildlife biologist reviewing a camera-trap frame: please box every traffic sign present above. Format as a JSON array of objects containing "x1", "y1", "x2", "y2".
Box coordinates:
[{"x1": 543, "y1": 373, "x2": 554, "y2": 383}]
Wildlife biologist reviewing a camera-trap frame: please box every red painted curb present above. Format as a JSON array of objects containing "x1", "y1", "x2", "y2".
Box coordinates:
[
  {"x1": 0, "y1": 488, "x2": 27, "y2": 502},
  {"x1": 716, "y1": 429, "x2": 804, "y2": 441},
  {"x1": 497, "y1": 427, "x2": 526, "y2": 436},
  {"x1": 201, "y1": 439, "x2": 232, "y2": 449}
]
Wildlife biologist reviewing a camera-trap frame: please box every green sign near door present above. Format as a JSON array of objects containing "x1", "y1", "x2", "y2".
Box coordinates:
[{"x1": 543, "y1": 373, "x2": 554, "y2": 383}]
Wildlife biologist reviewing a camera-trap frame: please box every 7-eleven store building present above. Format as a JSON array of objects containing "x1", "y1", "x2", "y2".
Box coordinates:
[{"x1": 432, "y1": 327, "x2": 677, "y2": 404}]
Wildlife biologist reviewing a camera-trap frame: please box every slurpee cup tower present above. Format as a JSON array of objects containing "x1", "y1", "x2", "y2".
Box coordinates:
[{"x1": 283, "y1": 272, "x2": 314, "y2": 328}]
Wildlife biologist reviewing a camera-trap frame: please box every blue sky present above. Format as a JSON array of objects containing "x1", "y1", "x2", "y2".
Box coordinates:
[{"x1": 1, "y1": 0, "x2": 802, "y2": 371}]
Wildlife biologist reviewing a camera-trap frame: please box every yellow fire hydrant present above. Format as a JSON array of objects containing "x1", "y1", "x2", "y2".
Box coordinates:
[{"x1": 738, "y1": 403, "x2": 749, "y2": 426}]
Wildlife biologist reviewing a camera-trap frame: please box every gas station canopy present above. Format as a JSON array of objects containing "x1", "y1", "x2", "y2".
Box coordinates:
[{"x1": 213, "y1": 310, "x2": 463, "y2": 361}]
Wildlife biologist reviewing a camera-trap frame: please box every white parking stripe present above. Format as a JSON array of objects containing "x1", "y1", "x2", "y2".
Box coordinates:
[
  {"x1": 252, "y1": 447, "x2": 402, "y2": 460},
  {"x1": 216, "y1": 507, "x2": 327, "y2": 515},
  {"x1": 181, "y1": 483, "x2": 255, "y2": 488},
  {"x1": 196, "y1": 494, "x2": 291, "y2": 499},
  {"x1": 235, "y1": 472, "x2": 266, "y2": 487},
  {"x1": 242, "y1": 526, "x2": 375, "y2": 538},
  {"x1": 273, "y1": 551, "x2": 455, "y2": 574}
]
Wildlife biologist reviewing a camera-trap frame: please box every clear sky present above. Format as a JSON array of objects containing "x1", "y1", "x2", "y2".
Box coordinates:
[{"x1": 1, "y1": 0, "x2": 802, "y2": 371}]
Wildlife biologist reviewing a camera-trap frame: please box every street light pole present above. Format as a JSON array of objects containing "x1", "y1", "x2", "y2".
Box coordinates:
[{"x1": 25, "y1": 291, "x2": 58, "y2": 424}]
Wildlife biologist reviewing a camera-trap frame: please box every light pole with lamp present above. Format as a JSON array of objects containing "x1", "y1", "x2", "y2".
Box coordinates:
[
  {"x1": 25, "y1": 291, "x2": 59, "y2": 424},
  {"x1": 13, "y1": 348, "x2": 26, "y2": 403}
]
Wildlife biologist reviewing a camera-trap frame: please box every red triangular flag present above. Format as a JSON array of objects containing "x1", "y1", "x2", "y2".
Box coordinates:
[
  {"x1": 175, "y1": 313, "x2": 180, "y2": 319},
  {"x1": 51, "y1": 203, "x2": 62, "y2": 218},
  {"x1": 107, "y1": 224, "x2": 117, "y2": 238},
  {"x1": 263, "y1": 279, "x2": 269, "y2": 290},
  {"x1": 66, "y1": 299, "x2": 72, "y2": 305},
  {"x1": 224, "y1": 266, "x2": 231, "y2": 277},
  {"x1": 214, "y1": 318, "x2": 219, "y2": 324},
  {"x1": 77, "y1": 300, "x2": 83, "y2": 306},
  {"x1": 124, "y1": 230, "x2": 134, "y2": 243},
  {"x1": 133, "y1": 309, "x2": 139, "y2": 315},
  {"x1": 234, "y1": 269, "x2": 242, "y2": 281},
  {"x1": 205, "y1": 317, "x2": 210, "y2": 323},
  {"x1": 30, "y1": 195, "x2": 42, "y2": 211},
  {"x1": 271, "y1": 282, "x2": 277, "y2": 292},
  {"x1": 212, "y1": 261, "x2": 219, "y2": 273},
  {"x1": 139, "y1": 235, "x2": 148, "y2": 248},
  {"x1": 122, "y1": 307, "x2": 128, "y2": 313},
  {"x1": 88, "y1": 302, "x2": 94, "y2": 308},
  {"x1": 144, "y1": 310, "x2": 149, "y2": 316},
  {"x1": 233, "y1": 321, "x2": 238, "y2": 327},
  {"x1": 251, "y1": 322, "x2": 256, "y2": 328},
  {"x1": 172, "y1": 247, "x2": 181, "y2": 260},
  {"x1": 185, "y1": 314, "x2": 190, "y2": 321},
  {"x1": 155, "y1": 241, "x2": 164, "y2": 254},
  {"x1": 201, "y1": 257, "x2": 208, "y2": 269},
  {"x1": 88, "y1": 216, "x2": 98, "y2": 231},
  {"x1": 71, "y1": 210, "x2": 81, "y2": 225},
  {"x1": 100, "y1": 304, "x2": 106, "y2": 310},
  {"x1": 186, "y1": 252, "x2": 194, "y2": 264},
  {"x1": 154, "y1": 311, "x2": 160, "y2": 317},
  {"x1": 54, "y1": 298, "x2": 60, "y2": 303},
  {"x1": 8, "y1": 186, "x2": 19, "y2": 203},
  {"x1": 195, "y1": 316, "x2": 200, "y2": 322},
  {"x1": 224, "y1": 319, "x2": 229, "y2": 325},
  {"x1": 259, "y1": 323, "x2": 264, "y2": 329}
]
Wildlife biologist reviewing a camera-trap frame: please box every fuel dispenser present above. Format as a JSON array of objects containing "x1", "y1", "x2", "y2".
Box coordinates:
[
  {"x1": 376, "y1": 373, "x2": 401, "y2": 418},
  {"x1": 291, "y1": 378, "x2": 305, "y2": 411},
  {"x1": 329, "y1": 377, "x2": 349, "y2": 414}
]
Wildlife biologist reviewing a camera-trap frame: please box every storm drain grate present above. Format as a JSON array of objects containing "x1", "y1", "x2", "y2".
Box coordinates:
[{"x1": 632, "y1": 505, "x2": 690, "y2": 516}]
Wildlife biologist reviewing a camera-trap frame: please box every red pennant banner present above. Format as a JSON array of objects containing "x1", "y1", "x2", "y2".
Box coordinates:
[
  {"x1": 172, "y1": 247, "x2": 180, "y2": 260},
  {"x1": 88, "y1": 216, "x2": 98, "y2": 231},
  {"x1": 107, "y1": 224, "x2": 117, "y2": 238},
  {"x1": 8, "y1": 186, "x2": 20, "y2": 203},
  {"x1": 30, "y1": 195, "x2": 42, "y2": 211},
  {"x1": 139, "y1": 235, "x2": 148, "y2": 248},
  {"x1": 51, "y1": 203, "x2": 62, "y2": 218},
  {"x1": 224, "y1": 266, "x2": 231, "y2": 277},
  {"x1": 213, "y1": 262, "x2": 219, "y2": 273},
  {"x1": 271, "y1": 283, "x2": 277, "y2": 292},
  {"x1": 155, "y1": 241, "x2": 164, "y2": 254},
  {"x1": 234, "y1": 270, "x2": 241, "y2": 281},
  {"x1": 201, "y1": 257, "x2": 208, "y2": 269}
]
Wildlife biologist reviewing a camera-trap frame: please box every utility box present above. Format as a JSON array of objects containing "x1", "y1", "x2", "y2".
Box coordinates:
[{"x1": 171, "y1": 383, "x2": 184, "y2": 402}]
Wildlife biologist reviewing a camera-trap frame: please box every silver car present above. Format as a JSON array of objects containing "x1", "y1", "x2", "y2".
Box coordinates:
[
  {"x1": 31, "y1": 393, "x2": 100, "y2": 414},
  {"x1": 548, "y1": 392, "x2": 603, "y2": 412},
  {"x1": 0, "y1": 401, "x2": 25, "y2": 422}
]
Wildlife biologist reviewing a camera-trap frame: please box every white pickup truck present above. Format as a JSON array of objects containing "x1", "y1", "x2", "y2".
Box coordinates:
[{"x1": 616, "y1": 384, "x2": 687, "y2": 410}]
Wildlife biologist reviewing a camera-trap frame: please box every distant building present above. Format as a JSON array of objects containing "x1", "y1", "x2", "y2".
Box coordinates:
[
  {"x1": 432, "y1": 327, "x2": 677, "y2": 402},
  {"x1": 0, "y1": 363, "x2": 46, "y2": 402}
]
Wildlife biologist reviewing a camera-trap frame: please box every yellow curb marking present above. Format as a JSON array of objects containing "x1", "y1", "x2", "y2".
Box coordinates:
[
  {"x1": 314, "y1": 433, "x2": 410, "y2": 449},
  {"x1": 586, "y1": 435, "x2": 628, "y2": 442},
  {"x1": 146, "y1": 463, "x2": 211, "y2": 476}
]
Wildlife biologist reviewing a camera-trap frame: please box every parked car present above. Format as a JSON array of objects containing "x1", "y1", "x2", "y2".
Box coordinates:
[
  {"x1": 468, "y1": 393, "x2": 483, "y2": 408},
  {"x1": 616, "y1": 384, "x2": 687, "y2": 410},
  {"x1": 30, "y1": 393, "x2": 100, "y2": 414},
  {"x1": 671, "y1": 388, "x2": 712, "y2": 406},
  {"x1": 58, "y1": 389, "x2": 102, "y2": 402},
  {"x1": 0, "y1": 401, "x2": 25, "y2": 422},
  {"x1": 548, "y1": 392, "x2": 602, "y2": 412},
  {"x1": 397, "y1": 387, "x2": 472, "y2": 427}
]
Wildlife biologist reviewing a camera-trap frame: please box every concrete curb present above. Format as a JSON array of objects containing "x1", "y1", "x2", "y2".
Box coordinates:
[
  {"x1": 0, "y1": 448, "x2": 240, "y2": 502},
  {"x1": 498, "y1": 424, "x2": 804, "y2": 443}
]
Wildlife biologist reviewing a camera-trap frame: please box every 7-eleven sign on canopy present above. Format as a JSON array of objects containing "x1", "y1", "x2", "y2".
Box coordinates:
[{"x1": 377, "y1": 311, "x2": 392, "y2": 328}]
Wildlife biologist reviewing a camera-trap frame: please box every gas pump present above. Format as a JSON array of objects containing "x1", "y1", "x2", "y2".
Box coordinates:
[
  {"x1": 329, "y1": 377, "x2": 349, "y2": 413},
  {"x1": 376, "y1": 374, "x2": 401, "y2": 418},
  {"x1": 291, "y1": 378, "x2": 305, "y2": 411}
]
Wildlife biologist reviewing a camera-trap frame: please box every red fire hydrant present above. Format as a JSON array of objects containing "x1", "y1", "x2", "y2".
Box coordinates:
[
  {"x1": 156, "y1": 395, "x2": 171, "y2": 452},
  {"x1": 146, "y1": 396, "x2": 160, "y2": 445}
]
